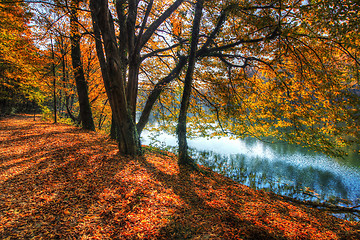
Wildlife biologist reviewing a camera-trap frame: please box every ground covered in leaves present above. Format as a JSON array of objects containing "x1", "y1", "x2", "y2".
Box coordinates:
[{"x1": 1, "y1": 115, "x2": 360, "y2": 239}]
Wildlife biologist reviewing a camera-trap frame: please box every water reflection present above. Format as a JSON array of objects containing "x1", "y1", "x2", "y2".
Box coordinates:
[
  {"x1": 141, "y1": 131, "x2": 360, "y2": 216},
  {"x1": 192, "y1": 150, "x2": 356, "y2": 202}
]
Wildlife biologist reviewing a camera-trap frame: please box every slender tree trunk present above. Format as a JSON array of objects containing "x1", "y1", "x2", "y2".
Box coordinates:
[
  {"x1": 50, "y1": 35, "x2": 57, "y2": 123},
  {"x1": 70, "y1": 0, "x2": 95, "y2": 131},
  {"x1": 60, "y1": 36, "x2": 67, "y2": 116},
  {"x1": 177, "y1": 0, "x2": 204, "y2": 166}
]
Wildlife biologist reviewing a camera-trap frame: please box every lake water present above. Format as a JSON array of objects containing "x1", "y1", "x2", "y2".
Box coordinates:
[{"x1": 141, "y1": 130, "x2": 360, "y2": 219}]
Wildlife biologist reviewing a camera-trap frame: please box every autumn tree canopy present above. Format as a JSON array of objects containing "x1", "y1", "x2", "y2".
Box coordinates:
[
  {"x1": 2, "y1": 0, "x2": 359, "y2": 162},
  {"x1": 0, "y1": 0, "x2": 42, "y2": 114}
]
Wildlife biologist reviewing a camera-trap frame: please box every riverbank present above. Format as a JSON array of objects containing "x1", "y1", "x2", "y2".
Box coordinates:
[{"x1": 1, "y1": 115, "x2": 359, "y2": 239}]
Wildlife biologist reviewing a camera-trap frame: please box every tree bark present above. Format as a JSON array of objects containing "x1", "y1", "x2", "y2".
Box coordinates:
[
  {"x1": 50, "y1": 35, "x2": 57, "y2": 124},
  {"x1": 177, "y1": 0, "x2": 204, "y2": 166},
  {"x1": 90, "y1": 0, "x2": 140, "y2": 155},
  {"x1": 90, "y1": 0, "x2": 184, "y2": 155},
  {"x1": 70, "y1": 0, "x2": 95, "y2": 131},
  {"x1": 91, "y1": 7, "x2": 120, "y2": 140}
]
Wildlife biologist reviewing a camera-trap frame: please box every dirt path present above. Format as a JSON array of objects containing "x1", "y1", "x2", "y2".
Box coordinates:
[{"x1": 1, "y1": 115, "x2": 359, "y2": 239}]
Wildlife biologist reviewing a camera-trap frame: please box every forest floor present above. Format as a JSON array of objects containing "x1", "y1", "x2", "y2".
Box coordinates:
[{"x1": 1, "y1": 114, "x2": 360, "y2": 240}]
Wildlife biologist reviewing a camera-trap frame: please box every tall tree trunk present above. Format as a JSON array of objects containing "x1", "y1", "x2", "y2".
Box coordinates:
[
  {"x1": 90, "y1": 0, "x2": 141, "y2": 155},
  {"x1": 91, "y1": 8, "x2": 120, "y2": 140},
  {"x1": 60, "y1": 35, "x2": 67, "y2": 117},
  {"x1": 50, "y1": 35, "x2": 57, "y2": 123},
  {"x1": 70, "y1": 0, "x2": 95, "y2": 131},
  {"x1": 177, "y1": 0, "x2": 204, "y2": 166}
]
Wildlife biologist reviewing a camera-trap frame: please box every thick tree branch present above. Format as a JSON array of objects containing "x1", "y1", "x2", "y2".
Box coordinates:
[{"x1": 137, "y1": 56, "x2": 187, "y2": 134}]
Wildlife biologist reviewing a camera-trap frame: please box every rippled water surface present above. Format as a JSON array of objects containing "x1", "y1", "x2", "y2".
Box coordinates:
[{"x1": 141, "y1": 131, "x2": 360, "y2": 210}]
